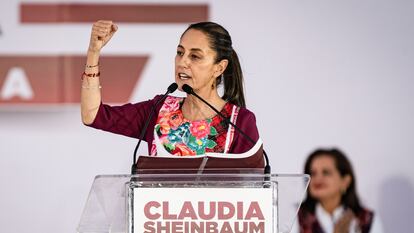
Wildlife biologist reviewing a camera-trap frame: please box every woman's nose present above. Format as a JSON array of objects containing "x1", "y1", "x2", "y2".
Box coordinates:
[{"x1": 178, "y1": 55, "x2": 190, "y2": 68}]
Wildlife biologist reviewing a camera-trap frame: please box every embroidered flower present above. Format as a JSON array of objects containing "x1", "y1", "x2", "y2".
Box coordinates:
[
  {"x1": 152, "y1": 96, "x2": 236, "y2": 156},
  {"x1": 162, "y1": 96, "x2": 180, "y2": 111},
  {"x1": 157, "y1": 110, "x2": 183, "y2": 134},
  {"x1": 171, "y1": 143, "x2": 196, "y2": 156},
  {"x1": 190, "y1": 120, "x2": 211, "y2": 139},
  {"x1": 167, "y1": 122, "x2": 190, "y2": 144},
  {"x1": 167, "y1": 110, "x2": 184, "y2": 130},
  {"x1": 157, "y1": 121, "x2": 171, "y2": 135},
  {"x1": 150, "y1": 141, "x2": 158, "y2": 155},
  {"x1": 187, "y1": 134, "x2": 217, "y2": 154}
]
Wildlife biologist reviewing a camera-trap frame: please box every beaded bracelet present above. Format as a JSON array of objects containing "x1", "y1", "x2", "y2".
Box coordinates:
[
  {"x1": 82, "y1": 71, "x2": 100, "y2": 77},
  {"x1": 81, "y1": 71, "x2": 100, "y2": 81}
]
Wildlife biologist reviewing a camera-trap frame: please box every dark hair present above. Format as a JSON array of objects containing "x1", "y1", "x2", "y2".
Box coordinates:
[
  {"x1": 182, "y1": 22, "x2": 246, "y2": 107},
  {"x1": 302, "y1": 148, "x2": 364, "y2": 215}
]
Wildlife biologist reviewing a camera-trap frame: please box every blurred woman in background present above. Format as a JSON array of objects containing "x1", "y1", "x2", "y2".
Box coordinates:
[{"x1": 293, "y1": 148, "x2": 383, "y2": 233}]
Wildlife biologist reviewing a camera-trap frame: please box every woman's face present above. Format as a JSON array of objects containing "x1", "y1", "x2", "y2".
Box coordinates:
[
  {"x1": 175, "y1": 29, "x2": 226, "y2": 94},
  {"x1": 308, "y1": 155, "x2": 350, "y2": 202}
]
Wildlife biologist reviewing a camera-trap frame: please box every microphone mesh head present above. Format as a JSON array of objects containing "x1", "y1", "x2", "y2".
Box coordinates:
[
  {"x1": 168, "y1": 83, "x2": 178, "y2": 93},
  {"x1": 182, "y1": 84, "x2": 193, "y2": 94}
]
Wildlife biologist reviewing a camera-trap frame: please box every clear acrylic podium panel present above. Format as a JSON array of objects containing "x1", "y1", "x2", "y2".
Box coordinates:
[{"x1": 77, "y1": 169, "x2": 310, "y2": 233}]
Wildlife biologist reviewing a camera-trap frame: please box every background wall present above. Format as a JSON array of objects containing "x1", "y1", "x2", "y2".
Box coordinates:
[{"x1": 1, "y1": 0, "x2": 413, "y2": 233}]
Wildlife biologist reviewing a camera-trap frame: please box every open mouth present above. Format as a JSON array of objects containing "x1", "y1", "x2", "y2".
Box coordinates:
[{"x1": 178, "y1": 73, "x2": 191, "y2": 80}]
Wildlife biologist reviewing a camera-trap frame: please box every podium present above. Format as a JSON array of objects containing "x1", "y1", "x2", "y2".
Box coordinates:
[{"x1": 77, "y1": 169, "x2": 309, "y2": 233}]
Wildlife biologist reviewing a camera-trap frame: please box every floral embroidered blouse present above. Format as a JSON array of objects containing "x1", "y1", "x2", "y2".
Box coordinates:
[
  {"x1": 87, "y1": 95, "x2": 261, "y2": 158},
  {"x1": 150, "y1": 96, "x2": 239, "y2": 156}
]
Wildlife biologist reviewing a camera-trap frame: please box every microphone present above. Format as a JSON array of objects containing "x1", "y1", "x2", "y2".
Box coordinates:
[
  {"x1": 131, "y1": 83, "x2": 178, "y2": 174},
  {"x1": 182, "y1": 84, "x2": 271, "y2": 175}
]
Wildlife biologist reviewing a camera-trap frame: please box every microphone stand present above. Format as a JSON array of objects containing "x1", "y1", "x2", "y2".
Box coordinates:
[
  {"x1": 182, "y1": 84, "x2": 271, "y2": 175},
  {"x1": 131, "y1": 83, "x2": 178, "y2": 174}
]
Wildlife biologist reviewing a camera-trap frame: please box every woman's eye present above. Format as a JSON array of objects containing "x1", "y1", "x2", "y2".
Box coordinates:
[
  {"x1": 322, "y1": 169, "x2": 332, "y2": 176},
  {"x1": 176, "y1": 51, "x2": 183, "y2": 56},
  {"x1": 191, "y1": 54, "x2": 200, "y2": 60}
]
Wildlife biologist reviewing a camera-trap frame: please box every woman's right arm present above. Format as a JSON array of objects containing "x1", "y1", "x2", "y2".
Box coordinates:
[{"x1": 81, "y1": 20, "x2": 118, "y2": 125}]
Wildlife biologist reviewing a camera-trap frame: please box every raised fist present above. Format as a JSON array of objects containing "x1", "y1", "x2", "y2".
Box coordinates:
[{"x1": 88, "y1": 20, "x2": 118, "y2": 52}]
